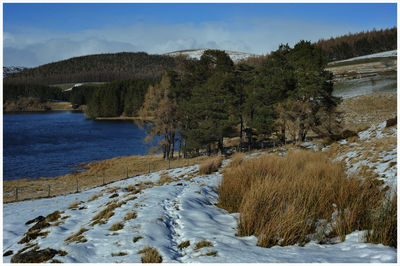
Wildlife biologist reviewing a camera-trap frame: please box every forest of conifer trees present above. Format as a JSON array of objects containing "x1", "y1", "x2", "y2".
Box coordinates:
[{"x1": 136, "y1": 42, "x2": 341, "y2": 159}]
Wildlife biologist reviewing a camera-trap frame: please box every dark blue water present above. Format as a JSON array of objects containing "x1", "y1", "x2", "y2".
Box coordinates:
[{"x1": 3, "y1": 111, "x2": 153, "y2": 180}]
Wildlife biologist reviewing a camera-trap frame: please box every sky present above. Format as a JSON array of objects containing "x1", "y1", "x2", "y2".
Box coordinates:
[{"x1": 3, "y1": 3, "x2": 397, "y2": 67}]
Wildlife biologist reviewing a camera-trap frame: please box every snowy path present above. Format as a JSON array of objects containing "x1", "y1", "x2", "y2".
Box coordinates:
[{"x1": 3, "y1": 159, "x2": 397, "y2": 263}]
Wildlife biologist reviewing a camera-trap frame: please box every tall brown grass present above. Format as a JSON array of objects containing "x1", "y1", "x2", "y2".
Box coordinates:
[
  {"x1": 218, "y1": 150, "x2": 390, "y2": 247},
  {"x1": 366, "y1": 194, "x2": 397, "y2": 248},
  {"x1": 199, "y1": 155, "x2": 223, "y2": 175}
]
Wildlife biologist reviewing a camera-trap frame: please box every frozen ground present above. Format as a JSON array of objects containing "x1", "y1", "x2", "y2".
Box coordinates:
[{"x1": 3, "y1": 152, "x2": 397, "y2": 263}]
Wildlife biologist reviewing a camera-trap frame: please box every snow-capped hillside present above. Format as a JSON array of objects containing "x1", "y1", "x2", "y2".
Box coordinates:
[
  {"x1": 3, "y1": 153, "x2": 396, "y2": 263},
  {"x1": 3, "y1": 66, "x2": 28, "y2": 77},
  {"x1": 164, "y1": 49, "x2": 258, "y2": 63}
]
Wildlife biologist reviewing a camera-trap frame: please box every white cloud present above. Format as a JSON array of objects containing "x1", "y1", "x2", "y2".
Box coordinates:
[{"x1": 3, "y1": 17, "x2": 363, "y2": 67}]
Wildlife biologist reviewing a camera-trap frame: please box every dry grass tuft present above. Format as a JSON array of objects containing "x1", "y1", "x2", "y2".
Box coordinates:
[
  {"x1": 199, "y1": 155, "x2": 223, "y2": 175},
  {"x1": 157, "y1": 172, "x2": 176, "y2": 185},
  {"x1": 45, "y1": 211, "x2": 63, "y2": 222},
  {"x1": 138, "y1": 247, "x2": 162, "y2": 263},
  {"x1": 366, "y1": 194, "x2": 397, "y2": 247},
  {"x1": 194, "y1": 240, "x2": 213, "y2": 250},
  {"x1": 219, "y1": 150, "x2": 386, "y2": 247},
  {"x1": 109, "y1": 222, "x2": 124, "y2": 231},
  {"x1": 68, "y1": 201, "x2": 81, "y2": 210},
  {"x1": 178, "y1": 240, "x2": 190, "y2": 250},
  {"x1": 87, "y1": 193, "x2": 103, "y2": 202},
  {"x1": 124, "y1": 212, "x2": 137, "y2": 221},
  {"x1": 90, "y1": 201, "x2": 125, "y2": 226},
  {"x1": 226, "y1": 152, "x2": 244, "y2": 169},
  {"x1": 199, "y1": 251, "x2": 218, "y2": 257},
  {"x1": 65, "y1": 228, "x2": 88, "y2": 244}
]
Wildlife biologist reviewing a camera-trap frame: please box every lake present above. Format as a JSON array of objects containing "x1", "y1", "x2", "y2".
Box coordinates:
[{"x1": 3, "y1": 111, "x2": 154, "y2": 180}]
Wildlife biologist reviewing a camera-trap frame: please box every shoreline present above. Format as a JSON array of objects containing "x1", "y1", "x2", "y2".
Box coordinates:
[{"x1": 3, "y1": 153, "x2": 209, "y2": 204}]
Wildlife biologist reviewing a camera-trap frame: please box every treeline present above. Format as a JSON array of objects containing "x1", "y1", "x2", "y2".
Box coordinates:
[
  {"x1": 139, "y1": 43, "x2": 341, "y2": 159},
  {"x1": 316, "y1": 27, "x2": 397, "y2": 61},
  {"x1": 3, "y1": 83, "x2": 66, "y2": 103},
  {"x1": 83, "y1": 78, "x2": 157, "y2": 118},
  {"x1": 4, "y1": 52, "x2": 177, "y2": 85}
]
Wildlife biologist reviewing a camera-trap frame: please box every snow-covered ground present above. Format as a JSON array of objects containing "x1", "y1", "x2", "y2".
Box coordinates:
[
  {"x1": 334, "y1": 120, "x2": 397, "y2": 194},
  {"x1": 329, "y1": 50, "x2": 397, "y2": 65},
  {"x1": 3, "y1": 153, "x2": 397, "y2": 263},
  {"x1": 163, "y1": 48, "x2": 258, "y2": 63}
]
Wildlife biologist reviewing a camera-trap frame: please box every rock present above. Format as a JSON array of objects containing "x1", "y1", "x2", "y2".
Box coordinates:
[
  {"x1": 109, "y1": 193, "x2": 119, "y2": 198},
  {"x1": 25, "y1": 216, "x2": 45, "y2": 225},
  {"x1": 3, "y1": 250, "x2": 13, "y2": 256},
  {"x1": 11, "y1": 248, "x2": 58, "y2": 263}
]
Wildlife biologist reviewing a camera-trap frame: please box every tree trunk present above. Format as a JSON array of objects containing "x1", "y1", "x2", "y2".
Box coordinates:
[
  {"x1": 170, "y1": 131, "x2": 175, "y2": 159},
  {"x1": 218, "y1": 138, "x2": 224, "y2": 155}
]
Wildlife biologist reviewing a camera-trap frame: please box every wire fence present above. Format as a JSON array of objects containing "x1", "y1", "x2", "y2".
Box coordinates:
[{"x1": 4, "y1": 157, "x2": 197, "y2": 203}]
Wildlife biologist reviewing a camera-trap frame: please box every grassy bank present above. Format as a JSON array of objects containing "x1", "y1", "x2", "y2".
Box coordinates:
[
  {"x1": 3, "y1": 154, "x2": 208, "y2": 203},
  {"x1": 218, "y1": 150, "x2": 396, "y2": 247}
]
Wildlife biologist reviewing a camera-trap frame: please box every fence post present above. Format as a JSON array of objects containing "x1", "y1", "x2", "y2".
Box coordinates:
[
  {"x1": 15, "y1": 187, "x2": 18, "y2": 201},
  {"x1": 126, "y1": 167, "x2": 129, "y2": 178},
  {"x1": 48, "y1": 185, "x2": 51, "y2": 197},
  {"x1": 76, "y1": 178, "x2": 79, "y2": 193},
  {"x1": 102, "y1": 173, "x2": 105, "y2": 185},
  {"x1": 148, "y1": 162, "x2": 150, "y2": 173}
]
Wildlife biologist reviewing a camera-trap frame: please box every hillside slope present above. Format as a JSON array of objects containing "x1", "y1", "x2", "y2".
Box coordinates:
[{"x1": 3, "y1": 52, "x2": 176, "y2": 85}]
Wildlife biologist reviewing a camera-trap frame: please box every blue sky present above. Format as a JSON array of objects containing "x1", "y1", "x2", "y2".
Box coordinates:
[{"x1": 3, "y1": 3, "x2": 397, "y2": 67}]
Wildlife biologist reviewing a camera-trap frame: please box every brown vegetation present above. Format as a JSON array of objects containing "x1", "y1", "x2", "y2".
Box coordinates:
[
  {"x1": 124, "y1": 212, "x2": 137, "y2": 221},
  {"x1": 65, "y1": 228, "x2": 88, "y2": 244},
  {"x1": 218, "y1": 150, "x2": 388, "y2": 247},
  {"x1": 87, "y1": 193, "x2": 103, "y2": 202},
  {"x1": 109, "y1": 222, "x2": 124, "y2": 231},
  {"x1": 3, "y1": 153, "x2": 208, "y2": 203},
  {"x1": 337, "y1": 92, "x2": 396, "y2": 132},
  {"x1": 194, "y1": 240, "x2": 213, "y2": 250},
  {"x1": 199, "y1": 155, "x2": 223, "y2": 175},
  {"x1": 178, "y1": 240, "x2": 190, "y2": 250},
  {"x1": 138, "y1": 247, "x2": 163, "y2": 263}
]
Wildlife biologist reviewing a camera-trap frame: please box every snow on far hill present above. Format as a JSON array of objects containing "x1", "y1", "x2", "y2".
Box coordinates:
[
  {"x1": 3, "y1": 156, "x2": 396, "y2": 263},
  {"x1": 163, "y1": 49, "x2": 258, "y2": 63},
  {"x1": 329, "y1": 50, "x2": 397, "y2": 65},
  {"x1": 3, "y1": 66, "x2": 28, "y2": 77}
]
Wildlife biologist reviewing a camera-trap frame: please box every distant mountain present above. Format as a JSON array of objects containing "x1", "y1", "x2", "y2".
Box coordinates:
[
  {"x1": 163, "y1": 48, "x2": 259, "y2": 63},
  {"x1": 3, "y1": 66, "x2": 28, "y2": 78}
]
